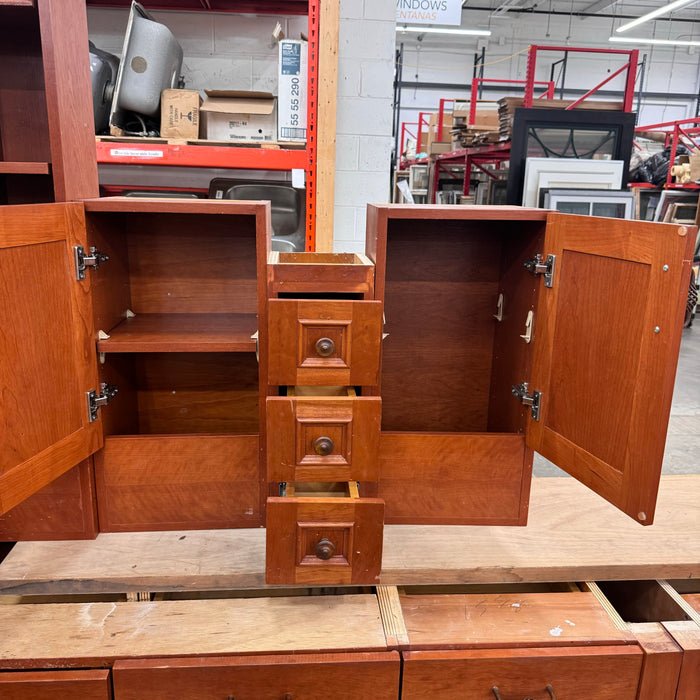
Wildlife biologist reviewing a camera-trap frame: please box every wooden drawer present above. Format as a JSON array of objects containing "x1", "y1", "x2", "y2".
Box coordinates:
[
  {"x1": 267, "y1": 299, "x2": 383, "y2": 386},
  {"x1": 0, "y1": 669, "x2": 111, "y2": 699},
  {"x1": 267, "y1": 391, "x2": 381, "y2": 482},
  {"x1": 266, "y1": 483, "x2": 384, "y2": 585},
  {"x1": 401, "y1": 646, "x2": 643, "y2": 700},
  {"x1": 112, "y1": 652, "x2": 400, "y2": 700}
]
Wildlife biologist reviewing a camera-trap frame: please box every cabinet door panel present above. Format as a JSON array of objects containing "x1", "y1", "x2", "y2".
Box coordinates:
[
  {"x1": 113, "y1": 652, "x2": 400, "y2": 700},
  {"x1": 0, "y1": 203, "x2": 101, "y2": 514},
  {"x1": 528, "y1": 213, "x2": 694, "y2": 525}
]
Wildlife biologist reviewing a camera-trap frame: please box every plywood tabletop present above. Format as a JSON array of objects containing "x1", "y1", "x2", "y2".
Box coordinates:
[
  {"x1": 0, "y1": 595, "x2": 388, "y2": 668},
  {"x1": 0, "y1": 476, "x2": 697, "y2": 595}
]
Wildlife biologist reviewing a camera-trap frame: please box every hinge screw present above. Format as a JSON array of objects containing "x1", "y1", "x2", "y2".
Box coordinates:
[
  {"x1": 663, "y1": 264, "x2": 669, "y2": 271},
  {"x1": 654, "y1": 326, "x2": 661, "y2": 334}
]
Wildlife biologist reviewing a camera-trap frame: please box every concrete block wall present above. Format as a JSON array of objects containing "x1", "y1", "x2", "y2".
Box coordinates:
[
  {"x1": 333, "y1": 0, "x2": 395, "y2": 253},
  {"x1": 87, "y1": 8, "x2": 307, "y2": 93}
]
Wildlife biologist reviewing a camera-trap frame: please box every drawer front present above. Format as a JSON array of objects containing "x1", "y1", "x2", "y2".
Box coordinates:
[
  {"x1": 267, "y1": 396, "x2": 381, "y2": 482},
  {"x1": 267, "y1": 299, "x2": 383, "y2": 386},
  {"x1": 266, "y1": 496, "x2": 384, "y2": 585},
  {"x1": 113, "y1": 652, "x2": 400, "y2": 700},
  {"x1": 402, "y1": 646, "x2": 643, "y2": 700},
  {"x1": 0, "y1": 670, "x2": 111, "y2": 700}
]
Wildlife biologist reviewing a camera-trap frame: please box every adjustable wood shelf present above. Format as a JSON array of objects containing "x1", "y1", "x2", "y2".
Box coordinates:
[{"x1": 96, "y1": 313, "x2": 258, "y2": 353}]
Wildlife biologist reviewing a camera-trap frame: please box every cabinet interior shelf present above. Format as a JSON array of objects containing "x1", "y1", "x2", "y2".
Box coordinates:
[
  {"x1": 97, "y1": 313, "x2": 258, "y2": 353},
  {"x1": 0, "y1": 162, "x2": 50, "y2": 175}
]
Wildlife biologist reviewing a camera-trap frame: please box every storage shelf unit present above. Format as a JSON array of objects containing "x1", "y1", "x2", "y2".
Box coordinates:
[{"x1": 92, "y1": 0, "x2": 322, "y2": 250}]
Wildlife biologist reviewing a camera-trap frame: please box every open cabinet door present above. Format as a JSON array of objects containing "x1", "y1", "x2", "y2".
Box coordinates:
[
  {"x1": 0, "y1": 203, "x2": 102, "y2": 515},
  {"x1": 527, "y1": 212, "x2": 694, "y2": 525}
]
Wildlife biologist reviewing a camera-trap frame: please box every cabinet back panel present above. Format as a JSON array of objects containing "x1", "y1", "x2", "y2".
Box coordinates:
[
  {"x1": 126, "y1": 214, "x2": 258, "y2": 315},
  {"x1": 133, "y1": 353, "x2": 259, "y2": 434},
  {"x1": 382, "y1": 221, "x2": 501, "y2": 432},
  {"x1": 0, "y1": 8, "x2": 51, "y2": 162}
]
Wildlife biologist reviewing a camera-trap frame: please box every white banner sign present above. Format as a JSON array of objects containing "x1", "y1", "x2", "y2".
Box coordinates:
[{"x1": 396, "y1": 0, "x2": 463, "y2": 26}]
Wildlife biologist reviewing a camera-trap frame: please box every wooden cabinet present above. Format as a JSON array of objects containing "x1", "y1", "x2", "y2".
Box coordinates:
[
  {"x1": 0, "y1": 0, "x2": 98, "y2": 204},
  {"x1": 367, "y1": 205, "x2": 694, "y2": 527},
  {"x1": 0, "y1": 198, "x2": 266, "y2": 531},
  {"x1": 263, "y1": 251, "x2": 385, "y2": 584}
]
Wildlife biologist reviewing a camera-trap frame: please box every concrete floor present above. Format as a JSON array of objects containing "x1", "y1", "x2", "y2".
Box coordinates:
[{"x1": 533, "y1": 326, "x2": 700, "y2": 476}]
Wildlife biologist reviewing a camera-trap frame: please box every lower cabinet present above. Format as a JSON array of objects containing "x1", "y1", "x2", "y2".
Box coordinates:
[
  {"x1": 0, "y1": 582, "x2": 698, "y2": 698},
  {"x1": 112, "y1": 653, "x2": 401, "y2": 700},
  {"x1": 0, "y1": 670, "x2": 111, "y2": 700}
]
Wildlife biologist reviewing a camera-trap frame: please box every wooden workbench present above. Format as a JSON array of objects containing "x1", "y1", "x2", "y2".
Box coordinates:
[{"x1": 0, "y1": 475, "x2": 697, "y2": 596}]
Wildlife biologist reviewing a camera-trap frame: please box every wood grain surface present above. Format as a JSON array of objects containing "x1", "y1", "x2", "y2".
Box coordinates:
[
  {"x1": 112, "y1": 652, "x2": 400, "y2": 700},
  {"x1": 401, "y1": 646, "x2": 643, "y2": 700},
  {"x1": 95, "y1": 435, "x2": 261, "y2": 532},
  {"x1": 379, "y1": 433, "x2": 530, "y2": 525},
  {"x1": 97, "y1": 313, "x2": 258, "y2": 353},
  {"x1": 0, "y1": 595, "x2": 388, "y2": 667},
  {"x1": 626, "y1": 623, "x2": 683, "y2": 700},
  {"x1": 0, "y1": 203, "x2": 101, "y2": 514},
  {"x1": 0, "y1": 460, "x2": 97, "y2": 541},
  {"x1": 661, "y1": 621, "x2": 700, "y2": 700},
  {"x1": 529, "y1": 214, "x2": 696, "y2": 525},
  {"x1": 0, "y1": 476, "x2": 697, "y2": 594},
  {"x1": 399, "y1": 590, "x2": 632, "y2": 649},
  {"x1": 0, "y1": 162, "x2": 50, "y2": 174},
  {"x1": 0, "y1": 669, "x2": 110, "y2": 699}
]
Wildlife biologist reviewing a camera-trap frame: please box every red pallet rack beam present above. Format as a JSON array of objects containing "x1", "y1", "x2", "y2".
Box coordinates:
[{"x1": 524, "y1": 45, "x2": 638, "y2": 112}]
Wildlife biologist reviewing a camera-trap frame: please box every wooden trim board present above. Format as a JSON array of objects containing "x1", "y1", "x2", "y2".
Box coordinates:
[{"x1": 0, "y1": 476, "x2": 698, "y2": 595}]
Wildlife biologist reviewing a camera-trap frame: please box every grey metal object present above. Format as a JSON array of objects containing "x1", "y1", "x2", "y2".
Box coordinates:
[
  {"x1": 87, "y1": 383, "x2": 119, "y2": 423},
  {"x1": 511, "y1": 382, "x2": 541, "y2": 421},
  {"x1": 74, "y1": 246, "x2": 109, "y2": 281},
  {"x1": 110, "y1": 2, "x2": 183, "y2": 130},
  {"x1": 523, "y1": 253, "x2": 556, "y2": 288},
  {"x1": 89, "y1": 42, "x2": 119, "y2": 133}
]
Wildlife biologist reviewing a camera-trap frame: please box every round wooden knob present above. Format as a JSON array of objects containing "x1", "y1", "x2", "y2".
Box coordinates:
[
  {"x1": 314, "y1": 538, "x2": 335, "y2": 560},
  {"x1": 313, "y1": 436, "x2": 334, "y2": 456},
  {"x1": 315, "y1": 337, "x2": 335, "y2": 357}
]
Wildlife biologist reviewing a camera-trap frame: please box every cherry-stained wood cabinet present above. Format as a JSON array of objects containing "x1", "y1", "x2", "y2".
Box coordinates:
[{"x1": 366, "y1": 205, "x2": 694, "y2": 527}]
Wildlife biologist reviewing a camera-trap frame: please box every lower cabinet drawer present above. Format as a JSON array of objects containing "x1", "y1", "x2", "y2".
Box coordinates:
[
  {"x1": 0, "y1": 670, "x2": 111, "y2": 699},
  {"x1": 266, "y1": 485, "x2": 384, "y2": 585},
  {"x1": 401, "y1": 646, "x2": 643, "y2": 700},
  {"x1": 112, "y1": 652, "x2": 400, "y2": 700}
]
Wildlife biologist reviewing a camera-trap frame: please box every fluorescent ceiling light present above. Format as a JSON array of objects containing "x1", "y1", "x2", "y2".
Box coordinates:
[
  {"x1": 609, "y1": 35, "x2": 700, "y2": 46},
  {"x1": 395, "y1": 26, "x2": 491, "y2": 36},
  {"x1": 615, "y1": 0, "x2": 698, "y2": 33}
]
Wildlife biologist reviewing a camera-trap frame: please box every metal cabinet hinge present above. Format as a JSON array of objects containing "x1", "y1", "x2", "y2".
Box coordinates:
[
  {"x1": 511, "y1": 381, "x2": 541, "y2": 421},
  {"x1": 74, "y1": 246, "x2": 109, "y2": 280},
  {"x1": 86, "y1": 383, "x2": 118, "y2": 422},
  {"x1": 523, "y1": 253, "x2": 556, "y2": 288}
]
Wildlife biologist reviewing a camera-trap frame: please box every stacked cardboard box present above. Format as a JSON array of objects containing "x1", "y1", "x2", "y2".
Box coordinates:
[{"x1": 449, "y1": 109, "x2": 500, "y2": 149}]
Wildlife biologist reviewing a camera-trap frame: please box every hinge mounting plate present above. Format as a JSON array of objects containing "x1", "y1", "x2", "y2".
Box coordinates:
[
  {"x1": 87, "y1": 383, "x2": 118, "y2": 422},
  {"x1": 524, "y1": 253, "x2": 556, "y2": 288},
  {"x1": 74, "y1": 246, "x2": 109, "y2": 280},
  {"x1": 511, "y1": 381, "x2": 541, "y2": 421}
]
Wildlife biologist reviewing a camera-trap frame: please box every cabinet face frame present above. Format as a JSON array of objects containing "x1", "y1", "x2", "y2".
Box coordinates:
[{"x1": 366, "y1": 204, "x2": 695, "y2": 526}]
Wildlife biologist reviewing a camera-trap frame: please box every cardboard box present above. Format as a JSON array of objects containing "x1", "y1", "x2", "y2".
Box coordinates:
[
  {"x1": 427, "y1": 112, "x2": 453, "y2": 148},
  {"x1": 200, "y1": 90, "x2": 277, "y2": 142},
  {"x1": 161, "y1": 89, "x2": 201, "y2": 139},
  {"x1": 278, "y1": 39, "x2": 307, "y2": 142},
  {"x1": 470, "y1": 109, "x2": 499, "y2": 129},
  {"x1": 688, "y1": 153, "x2": 700, "y2": 182},
  {"x1": 429, "y1": 141, "x2": 453, "y2": 155}
]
